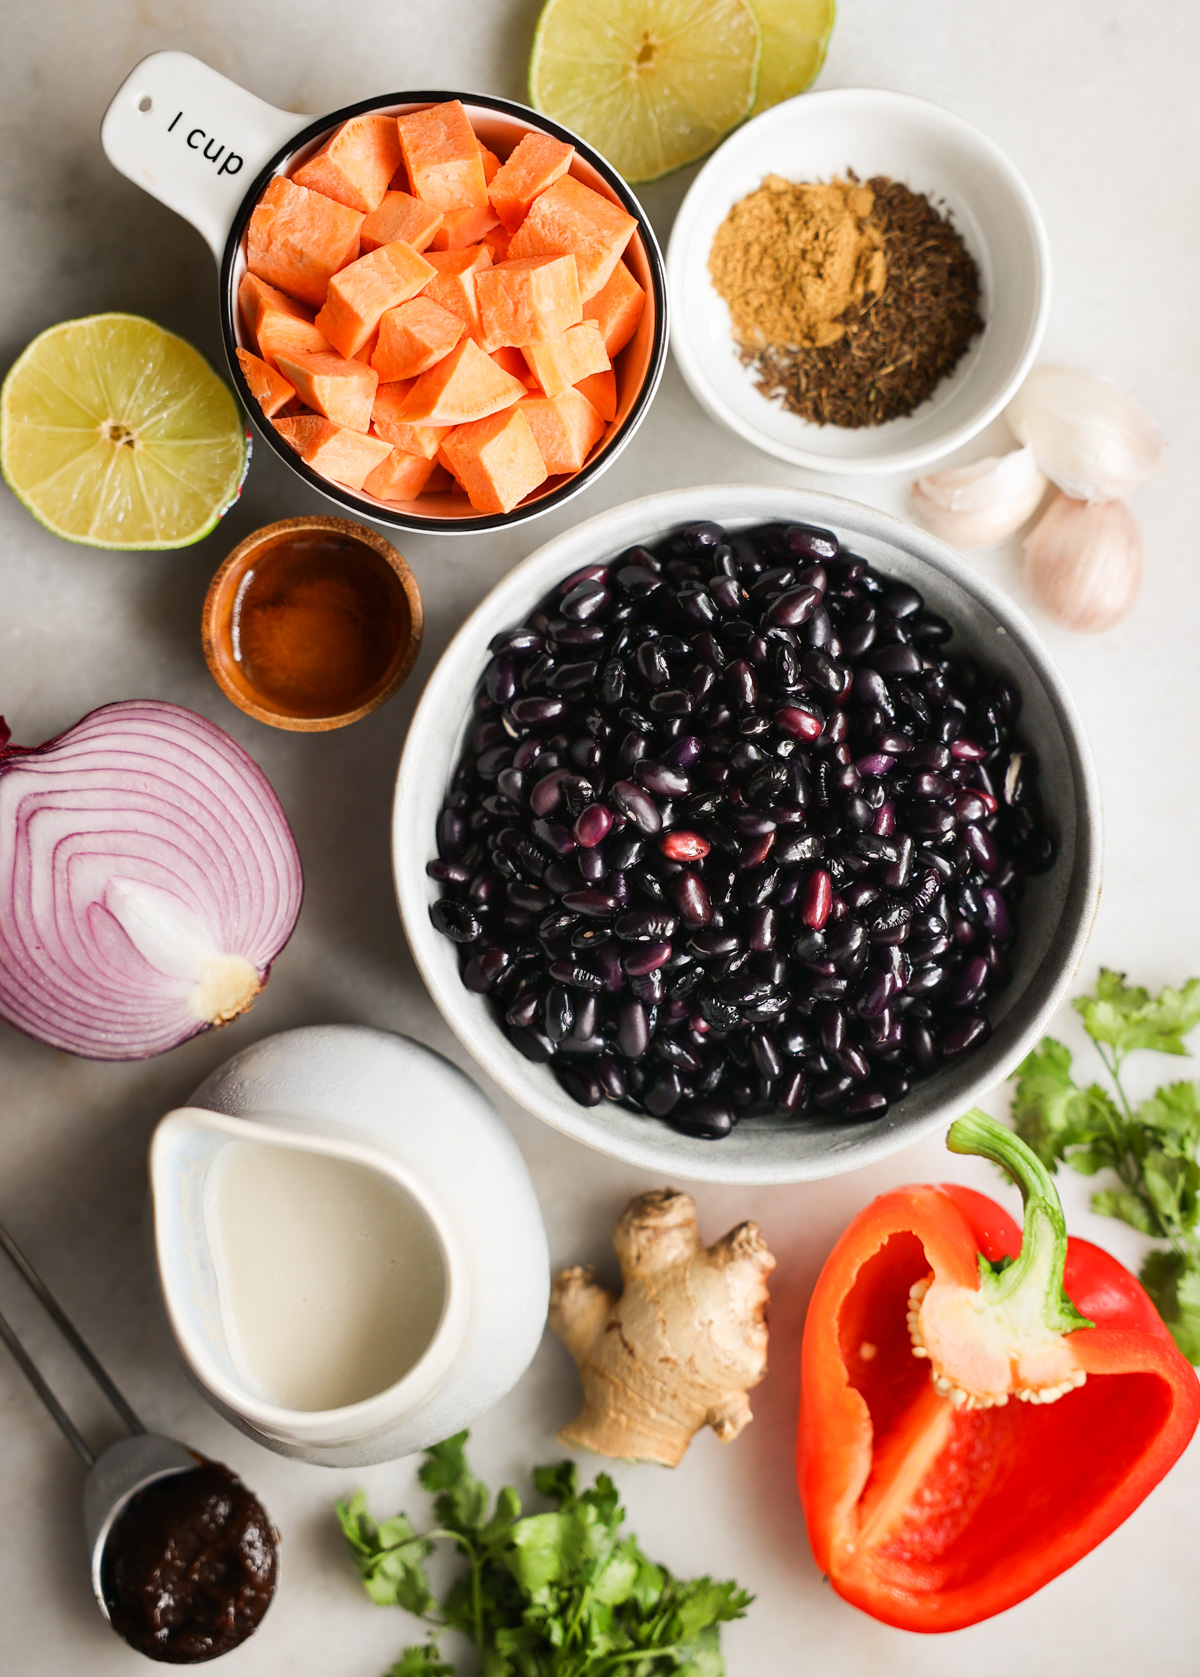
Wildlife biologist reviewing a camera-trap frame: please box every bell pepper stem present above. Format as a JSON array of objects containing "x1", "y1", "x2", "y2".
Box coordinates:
[{"x1": 948, "y1": 1109, "x2": 1094, "y2": 1335}]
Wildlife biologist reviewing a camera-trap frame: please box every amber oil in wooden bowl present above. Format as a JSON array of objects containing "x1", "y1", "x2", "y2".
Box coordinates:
[{"x1": 203, "y1": 517, "x2": 423, "y2": 731}]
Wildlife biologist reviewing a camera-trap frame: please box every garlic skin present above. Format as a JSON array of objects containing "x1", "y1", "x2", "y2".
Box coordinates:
[
  {"x1": 911, "y1": 446, "x2": 1047, "y2": 549},
  {"x1": 1023, "y1": 492, "x2": 1144, "y2": 632},
  {"x1": 1005, "y1": 365, "x2": 1166, "y2": 503}
]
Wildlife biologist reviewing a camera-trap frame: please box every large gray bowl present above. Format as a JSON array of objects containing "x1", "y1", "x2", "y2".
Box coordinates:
[{"x1": 392, "y1": 487, "x2": 1102, "y2": 1184}]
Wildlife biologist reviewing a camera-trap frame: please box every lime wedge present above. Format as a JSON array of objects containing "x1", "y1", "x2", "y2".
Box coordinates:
[
  {"x1": 749, "y1": 0, "x2": 835, "y2": 116},
  {"x1": 1, "y1": 314, "x2": 249, "y2": 550},
  {"x1": 529, "y1": 0, "x2": 762, "y2": 184}
]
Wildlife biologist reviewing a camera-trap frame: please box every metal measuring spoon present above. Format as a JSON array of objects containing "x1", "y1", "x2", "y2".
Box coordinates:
[{"x1": 0, "y1": 1220, "x2": 277, "y2": 1661}]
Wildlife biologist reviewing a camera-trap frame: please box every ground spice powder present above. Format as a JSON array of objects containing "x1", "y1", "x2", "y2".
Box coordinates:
[
  {"x1": 709, "y1": 174, "x2": 983, "y2": 428},
  {"x1": 708, "y1": 175, "x2": 886, "y2": 350}
]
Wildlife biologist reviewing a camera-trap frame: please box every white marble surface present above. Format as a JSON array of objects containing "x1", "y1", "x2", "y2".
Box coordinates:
[{"x1": 1, "y1": 2, "x2": 1198, "y2": 1673}]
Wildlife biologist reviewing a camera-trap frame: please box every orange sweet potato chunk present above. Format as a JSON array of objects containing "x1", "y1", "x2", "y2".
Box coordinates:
[
  {"x1": 235, "y1": 348, "x2": 296, "y2": 419},
  {"x1": 360, "y1": 190, "x2": 444, "y2": 254},
  {"x1": 440, "y1": 407, "x2": 548, "y2": 514},
  {"x1": 256, "y1": 309, "x2": 332, "y2": 371},
  {"x1": 247, "y1": 176, "x2": 363, "y2": 308},
  {"x1": 522, "y1": 320, "x2": 609, "y2": 399},
  {"x1": 273, "y1": 350, "x2": 378, "y2": 432},
  {"x1": 476, "y1": 255, "x2": 582, "y2": 352},
  {"x1": 490, "y1": 346, "x2": 539, "y2": 389},
  {"x1": 518, "y1": 388, "x2": 605, "y2": 475},
  {"x1": 583, "y1": 261, "x2": 646, "y2": 358},
  {"x1": 488, "y1": 133, "x2": 574, "y2": 233},
  {"x1": 362, "y1": 447, "x2": 436, "y2": 501},
  {"x1": 372, "y1": 297, "x2": 465, "y2": 382},
  {"x1": 315, "y1": 240, "x2": 437, "y2": 359},
  {"x1": 238, "y1": 272, "x2": 312, "y2": 345},
  {"x1": 396, "y1": 101, "x2": 488, "y2": 211},
  {"x1": 401, "y1": 337, "x2": 528, "y2": 425},
  {"x1": 372, "y1": 381, "x2": 451, "y2": 458},
  {"x1": 575, "y1": 367, "x2": 617, "y2": 422},
  {"x1": 508, "y1": 176, "x2": 636, "y2": 300},
  {"x1": 431, "y1": 200, "x2": 502, "y2": 251},
  {"x1": 273, "y1": 415, "x2": 392, "y2": 490},
  {"x1": 292, "y1": 114, "x2": 403, "y2": 214},
  {"x1": 423, "y1": 245, "x2": 493, "y2": 342}
]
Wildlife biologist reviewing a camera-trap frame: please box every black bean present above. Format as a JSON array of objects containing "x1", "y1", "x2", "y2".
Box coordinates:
[
  {"x1": 671, "y1": 1099, "x2": 735, "y2": 1138},
  {"x1": 437, "y1": 520, "x2": 1052, "y2": 1136},
  {"x1": 430, "y1": 900, "x2": 481, "y2": 942}
]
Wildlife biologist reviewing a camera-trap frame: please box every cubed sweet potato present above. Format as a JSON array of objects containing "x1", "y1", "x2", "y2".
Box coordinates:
[
  {"x1": 522, "y1": 319, "x2": 609, "y2": 399},
  {"x1": 423, "y1": 245, "x2": 493, "y2": 342},
  {"x1": 439, "y1": 406, "x2": 548, "y2": 514},
  {"x1": 315, "y1": 240, "x2": 437, "y2": 359},
  {"x1": 362, "y1": 448, "x2": 437, "y2": 501},
  {"x1": 372, "y1": 297, "x2": 464, "y2": 382},
  {"x1": 476, "y1": 255, "x2": 582, "y2": 351},
  {"x1": 235, "y1": 348, "x2": 296, "y2": 418},
  {"x1": 583, "y1": 261, "x2": 646, "y2": 358},
  {"x1": 360, "y1": 190, "x2": 444, "y2": 254},
  {"x1": 396, "y1": 101, "x2": 488, "y2": 211},
  {"x1": 238, "y1": 272, "x2": 312, "y2": 345},
  {"x1": 518, "y1": 387, "x2": 606, "y2": 474},
  {"x1": 292, "y1": 113, "x2": 404, "y2": 214},
  {"x1": 575, "y1": 366, "x2": 617, "y2": 422},
  {"x1": 372, "y1": 381, "x2": 452, "y2": 459},
  {"x1": 247, "y1": 176, "x2": 364, "y2": 308},
  {"x1": 273, "y1": 350, "x2": 378, "y2": 432},
  {"x1": 255, "y1": 309, "x2": 333, "y2": 371},
  {"x1": 508, "y1": 175, "x2": 636, "y2": 300},
  {"x1": 273, "y1": 415, "x2": 392, "y2": 490},
  {"x1": 400, "y1": 337, "x2": 527, "y2": 425},
  {"x1": 488, "y1": 132, "x2": 574, "y2": 233}
]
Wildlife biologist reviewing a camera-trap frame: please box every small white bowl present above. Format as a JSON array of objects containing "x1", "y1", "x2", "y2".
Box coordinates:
[
  {"x1": 667, "y1": 88, "x2": 1051, "y2": 476},
  {"x1": 392, "y1": 486, "x2": 1101, "y2": 1186}
]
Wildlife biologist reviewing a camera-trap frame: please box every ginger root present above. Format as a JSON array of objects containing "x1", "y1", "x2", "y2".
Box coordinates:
[{"x1": 549, "y1": 1188, "x2": 776, "y2": 1467}]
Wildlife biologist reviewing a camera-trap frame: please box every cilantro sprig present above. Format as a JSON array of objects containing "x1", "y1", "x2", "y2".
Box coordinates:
[
  {"x1": 1009, "y1": 968, "x2": 1200, "y2": 1360},
  {"x1": 337, "y1": 1432, "x2": 752, "y2": 1676}
]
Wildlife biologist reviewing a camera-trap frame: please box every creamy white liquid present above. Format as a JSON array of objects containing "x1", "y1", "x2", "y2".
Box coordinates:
[{"x1": 207, "y1": 1141, "x2": 446, "y2": 1412}]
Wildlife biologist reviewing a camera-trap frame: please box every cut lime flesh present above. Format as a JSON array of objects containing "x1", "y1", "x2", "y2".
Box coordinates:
[
  {"x1": 530, "y1": 0, "x2": 762, "y2": 183},
  {"x1": 1, "y1": 313, "x2": 248, "y2": 551},
  {"x1": 750, "y1": 0, "x2": 836, "y2": 116}
]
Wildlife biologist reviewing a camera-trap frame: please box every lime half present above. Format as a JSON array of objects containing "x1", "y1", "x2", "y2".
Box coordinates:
[
  {"x1": 530, "y1": 0, "x2": 761, "y2": 184},
  {"x1": 750, "y1": 0, "x2": 835, "y2": 116},
  {"x1": 1, "y1": 314, "x2": 248, "y2": 550}
]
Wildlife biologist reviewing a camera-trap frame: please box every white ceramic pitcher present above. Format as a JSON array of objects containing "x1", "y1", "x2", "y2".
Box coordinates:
[{"x1": 150, "y1": 1024, "x2": 550, "y2": 1467}]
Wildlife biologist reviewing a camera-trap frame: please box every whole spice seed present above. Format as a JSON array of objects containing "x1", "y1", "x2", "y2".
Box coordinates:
[{"x1": 712, "y1": 176, "x2": 984, "y2": 428}]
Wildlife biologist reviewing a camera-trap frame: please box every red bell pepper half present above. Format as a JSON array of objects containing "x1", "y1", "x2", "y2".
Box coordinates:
[{"x1": 797, "y1": 1109, "x2": 1200, "y2": 1632}]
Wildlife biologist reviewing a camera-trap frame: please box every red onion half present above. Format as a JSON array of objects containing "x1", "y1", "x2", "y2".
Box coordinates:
[{"x1": 0, "y1": 701, "x2": 303, "y2": 1059}]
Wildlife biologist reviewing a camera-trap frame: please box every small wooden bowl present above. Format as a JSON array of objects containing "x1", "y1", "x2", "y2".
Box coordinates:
[{"x1": 203, "y1": 516, "x2": 423, "y2": 732}]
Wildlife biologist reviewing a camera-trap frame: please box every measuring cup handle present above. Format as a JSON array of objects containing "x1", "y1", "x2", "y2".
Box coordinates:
[{"x1": 101, "y1": 51, "x2": 313, "y2": 261}]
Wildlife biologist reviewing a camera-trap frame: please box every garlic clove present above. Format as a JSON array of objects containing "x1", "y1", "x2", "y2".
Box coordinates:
[
  {"x1": 1005, "y1": 365, "x2": 1167, "y2": 503},
  {"x1": 911, "y1": 446, "x2": 1047, "y2": 550},
  {"x1": 1023, "y1": 491, "x2": 1144, "y2": 632}
]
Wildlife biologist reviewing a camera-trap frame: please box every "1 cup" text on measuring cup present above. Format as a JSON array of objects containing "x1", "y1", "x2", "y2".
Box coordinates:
[{"x1": 166, "y1": 112, "x2": 243, "y2": 176}]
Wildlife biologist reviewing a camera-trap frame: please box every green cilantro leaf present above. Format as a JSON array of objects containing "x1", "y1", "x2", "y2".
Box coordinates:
[
  {"x1": 1075, "y1": 969, "x2": 1200, "y2": 1063},
  {"x1": 386, "y1": 1641, "x2": 455, "y2": 1677},
  {"x1": 336, "y1": 1492, "x2": 437, "y2": 1614},
  {"x1": 1007, "y1": 970, "x2": 1200, "y2": 1364},
  {"x1": 1140, "y1": 1249, "x2": 1200, "y2": 1363},
  {"x1": 340, "y1": 1436, "x2": 750, "y2": 1676},
  {"x1": 419, "y1": 1430, "x2": 491, "y2": 1538}
]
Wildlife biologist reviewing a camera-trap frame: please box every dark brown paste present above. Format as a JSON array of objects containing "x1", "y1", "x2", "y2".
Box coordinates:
[{"x1": 100, "y1": 1458, "x2": 278, "y2": 1664}]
